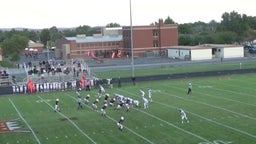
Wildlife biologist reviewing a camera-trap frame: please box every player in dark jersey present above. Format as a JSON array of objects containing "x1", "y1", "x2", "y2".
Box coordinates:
[
  {"x1": 117, "y1": 116, "x2": 124, "y2": 131},
  {"x1": 54, "y1": 98, "x2": 60, "y2": 112},
  {"x1": 187, "y1": 82, "x2": 192, "y2": 95},
  {"x1": 92, "y1": 99, "x2": 99, "y2": 110},
  {"x1": 104, "y1": 93, "x2": 110, "y2": 104},
  {"x1": 100, "y1": 103, "x2": 108, "y2": 116},
  {"x1": 109, "y1": 98, "x2": 116, "y2": 107},
  {"x1": 84, "y1": 94, "x2": 90, "y2": 104}
]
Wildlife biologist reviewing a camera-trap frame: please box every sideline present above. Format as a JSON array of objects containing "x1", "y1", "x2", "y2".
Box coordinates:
[
  {"x1": 37, "y1": 95, "x2": 97, "y2": 144},
  {"x1": 9, "y1": 98, "x2": 41, "y2": 144}
]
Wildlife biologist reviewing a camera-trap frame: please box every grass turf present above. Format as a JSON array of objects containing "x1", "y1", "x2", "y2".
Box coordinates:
[{"x1": 0, "y1": 74, "x2": 256, "y2": 144}]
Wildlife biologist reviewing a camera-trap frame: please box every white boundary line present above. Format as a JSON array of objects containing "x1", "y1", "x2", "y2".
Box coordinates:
[
  {"x1": 151, "y1": 80, "x2": 256, "y2": 139},
  {"x1": 171, "y1": 83, "x2": 256, "y2": 107},
  {"x1": 64, "y1": 93, "x2": 155, "y2": 144},
  {"x1": 155, "y1": 101, "x2": 256, "y2": 139},
  {"x1": 160, "y1": 87, "x2": 256, "y2": 121},
  {"x1": 8, "y1": 98, "x2": 41, "y2": 144},
  {"x1": 37, "y1": 95, "x2": 97, "y2": 144},
  {"x1": 117, "y1": 89, "x2": 210, "y2": 143}
]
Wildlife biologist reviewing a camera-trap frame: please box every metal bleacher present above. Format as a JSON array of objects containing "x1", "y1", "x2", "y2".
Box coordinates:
[{"x1": 23, "y1": 58, "x2": 93, "y2": 84}]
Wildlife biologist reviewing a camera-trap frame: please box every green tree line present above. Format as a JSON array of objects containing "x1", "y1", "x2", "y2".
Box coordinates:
[{"x1": 0, "y1": 11, "x2": 256, "y2": 61}]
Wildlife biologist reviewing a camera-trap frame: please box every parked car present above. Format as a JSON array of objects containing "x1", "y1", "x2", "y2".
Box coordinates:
[{"x1": 249, "y1": 48, "x2": 256, "y2": 54}]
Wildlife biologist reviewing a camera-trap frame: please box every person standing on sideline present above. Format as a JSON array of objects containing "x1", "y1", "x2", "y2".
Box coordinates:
[
  {"x1": 117, "y1": 116, "x2": 125, "y2": 131},
  {"x1": 179, "y1": 109, "x2": 189, "y2": 124},
  {"x1": 187, "y1": 82, "x2": 192, "y2": 95}
]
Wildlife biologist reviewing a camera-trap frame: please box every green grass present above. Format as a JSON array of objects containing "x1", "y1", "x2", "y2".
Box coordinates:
[
  {"x1": 94, "y1": 61, "x2": 256, "y2": 78},
  {"x1": 0, "y1": 61, "x2": 16, "y2": 68},
  {"x1": 1, "y1": 73, "x2": 256, "y2": 144}
]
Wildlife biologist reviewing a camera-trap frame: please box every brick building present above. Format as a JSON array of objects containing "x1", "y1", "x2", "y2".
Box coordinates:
[
  {"x1": 56, "y1": 34, "x2": 123, "y2": 60},
  {"x1": 56, "y1": 19, "x2": 178, "y2": 60},
  {"x1": 123, "y1": 19, "x2": 178, "y2": 57}
]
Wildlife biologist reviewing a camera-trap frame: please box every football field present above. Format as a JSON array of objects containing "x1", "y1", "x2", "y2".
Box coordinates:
[{"x1": 0, "y1": 74, "x2": 256, "y2": 144}]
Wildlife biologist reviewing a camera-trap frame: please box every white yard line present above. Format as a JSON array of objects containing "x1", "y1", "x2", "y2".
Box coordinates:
[
  {"x1": 157, "y1": 83, "x2": 256, "y2": 139},
  {"x1": 121, "y1": 88, "x2": 256, "y2": 140},
  {"x1": 64, "y1": 93, "x2": 155, "y2": 144},
  {"x1": 210, "y1": 87, "x2": 256, "y2": 98},
  {"x1": 160, "y1": 89, "x2": 256, "y2": 121},
  {"x1": 37, "y1": 96, "x2": 97, "y2": 144},
  {"x1": 172, "y1": 84, "x2": 256, "y2": 107},
  {"x1": 134, "y1": 108, "x2": 210, "y2": 142},
  {"x1": 8, "y1": 98, "x2": 41, "y2": 144},
  {"x1": 155, "y1": 101, "x2": 256, "y2": 139},
  {"x1": 117, "y1": 89, "x2": 210, "y2": 143}
]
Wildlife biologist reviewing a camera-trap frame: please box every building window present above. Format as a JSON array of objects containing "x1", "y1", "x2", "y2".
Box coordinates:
[
  {"x1": 153, "y1": 40, "x2": 159, "y2": 47},
  {"x1": 152, "y1": 30, "x2": 159, "y2": 36}
]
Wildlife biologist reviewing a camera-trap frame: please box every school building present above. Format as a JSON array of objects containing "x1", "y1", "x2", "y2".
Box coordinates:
[{"x1": 55, "y1": 19, "x2": 178, "y2": 60}]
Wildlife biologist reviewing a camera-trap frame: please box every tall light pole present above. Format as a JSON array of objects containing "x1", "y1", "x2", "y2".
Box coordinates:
[{"x1": 130, "y1": 0, "x2": 135, "y2": 78}]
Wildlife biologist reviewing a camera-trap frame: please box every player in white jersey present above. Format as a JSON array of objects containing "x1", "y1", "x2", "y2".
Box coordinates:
[
  {"x1": 36, "y1": 83, "x2": 40, "y2": 93},
  {"x1": 98, "y1": 85, "x2": 105, "y2": 98},
  {"x1": 179, "y1": 109, "x2": 189, "y2": 124},
  {"x1": 19, "y1": 85, "x2": 23, "y2": 93},
  {"x1": 148, "y1": 88, "x2": 153, "y2": 102},
  {"x1": 24, "y1": 85, "x2": 27, "y2": 94},
  {"x1": 142, "y1": 96, "x2": 149, "y2": 109},
  {"x1": 132, "y1": 100, "x2": 140, "y2": 107},
  {"x1": 140, "y1": 89, "x2": 145, "y2": 97},
  {"x1": 77, "y1": 96, "x2": 83, "y2": 110},
  {"x1": 12, "y1": 85, "x2": 16, "y2": 94}
]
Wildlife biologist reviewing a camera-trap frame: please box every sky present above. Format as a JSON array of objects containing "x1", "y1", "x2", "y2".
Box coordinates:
[{"x1": 0, "y1": 0, "x2": 255, "y2": 29}]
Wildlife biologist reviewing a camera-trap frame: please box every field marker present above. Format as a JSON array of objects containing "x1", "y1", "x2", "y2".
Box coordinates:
[
  {"x1": 118, "y1": 89, "x2": 210, "y2": 143},
  {"x1": 65, "y1": 93, "x2": 155, "y2": 144},
  {"x1": 8, "y1": 98, "x2": 41, "y2": 144},
  {"x1": 37, "y1": 96, "x2": 97, "y2": 144}
]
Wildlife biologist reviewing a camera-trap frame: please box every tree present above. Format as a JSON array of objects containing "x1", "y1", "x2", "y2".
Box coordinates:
[
  {"x1": 106, "y1": 23, "x2": 121, "y2": 27},
  {"x1": 219, "y1": 11, "x2": 249, "y2": 41},
  {"x1": 164, "y1": 16, "x2": 175, "y2": 24},
  {"x1": 1, "y1": 34, "x2": 28, "y2": 61},
  {"x1": 49, "y1": 26, "x2": 62, "y2": 44},
  {"x1": 39, "y1": 29, "x2": 51, "y2": 47},
  {"x1": 178, "y1": 23, "x2": 193, "y2": 34}
]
